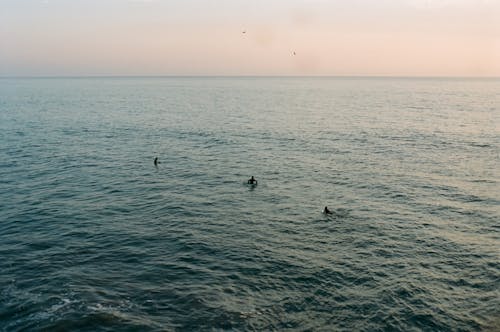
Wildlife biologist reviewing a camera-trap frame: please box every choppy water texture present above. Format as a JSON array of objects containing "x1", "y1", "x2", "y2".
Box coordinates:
[{"x1": 1, "y1": 77, "x2": 499, "y2": 331}]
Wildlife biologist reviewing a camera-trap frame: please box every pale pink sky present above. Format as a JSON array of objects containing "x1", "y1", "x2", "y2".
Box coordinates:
[{"x1": 0, "y1": 0, "x2": 499, "y2": 76}]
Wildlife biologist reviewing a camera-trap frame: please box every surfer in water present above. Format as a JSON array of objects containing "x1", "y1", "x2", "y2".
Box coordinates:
[
  {"x1": 247, "y1": 176, "x2": 258, "y2": 185},
  {"x1": 154, "y1": 157, "x2": 159, "y2": 167},
  {"x1": 323, "y1": 206, "x2": 332, "y2": 214}
]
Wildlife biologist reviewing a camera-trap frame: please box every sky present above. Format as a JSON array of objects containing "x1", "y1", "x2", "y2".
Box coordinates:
[{"x1": 0, "y1": 0, "x2": 499, "y2": 76}]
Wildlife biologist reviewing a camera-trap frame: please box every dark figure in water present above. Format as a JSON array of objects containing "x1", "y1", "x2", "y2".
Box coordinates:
[
  {"x1": 154, "y1": 157, "x2": 159, "y2": 166},
  {"x1": 247, "y1": 176, "x2": 257, "y2": 185},
  {"x1": 323, "y1": 206, "x2": 332, "y2": 214}
]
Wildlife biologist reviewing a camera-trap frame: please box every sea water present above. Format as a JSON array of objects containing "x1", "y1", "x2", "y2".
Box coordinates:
[{"x1": 0, "y1": 77, "x2": 499, "y2": 331}]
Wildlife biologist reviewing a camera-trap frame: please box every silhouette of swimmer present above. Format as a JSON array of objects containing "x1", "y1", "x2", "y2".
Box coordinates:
[
  {"x1": 247, "y1": 176, "x2": 258, "y2": 185},
  {"x1": 323, "y1": 206, "x2": 332, "y2": 214},
  {"x1": 154, "y1": 157, "x2": 159, "y2": 166}
]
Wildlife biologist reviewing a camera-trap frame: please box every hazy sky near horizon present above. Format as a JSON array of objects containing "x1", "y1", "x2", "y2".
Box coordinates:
[{"x1": 1, "y1": 0, "x2": 499, "y2": 76}]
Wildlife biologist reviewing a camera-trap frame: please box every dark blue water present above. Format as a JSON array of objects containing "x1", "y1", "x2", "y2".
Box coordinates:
[{"x1": 1, "y1": 77, "x2": 499, "y2": 331}]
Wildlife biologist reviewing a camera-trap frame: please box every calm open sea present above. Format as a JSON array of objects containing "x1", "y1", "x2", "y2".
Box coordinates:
[{"x1": 0, "y1": 77, "x2": 499, "y2": 331}]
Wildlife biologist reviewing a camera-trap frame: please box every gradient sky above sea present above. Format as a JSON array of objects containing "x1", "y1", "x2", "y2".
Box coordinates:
[{"x1": 1, "y1": 0, "x2": 499, "y2": 77}]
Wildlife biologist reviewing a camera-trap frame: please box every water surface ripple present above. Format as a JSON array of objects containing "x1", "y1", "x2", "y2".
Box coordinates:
[{"x1": 1, "y1": 77, "x2": 499, "y2": 331}]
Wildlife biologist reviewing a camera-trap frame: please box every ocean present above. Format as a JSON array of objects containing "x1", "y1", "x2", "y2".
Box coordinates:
[{"x1": 0, "y1": 77, "x2": 498, "y2": 331}]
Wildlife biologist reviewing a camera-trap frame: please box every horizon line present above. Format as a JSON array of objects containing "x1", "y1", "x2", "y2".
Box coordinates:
[{"x1": 1, "y1": 75, "x2": 499, "y2": 79}]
